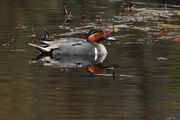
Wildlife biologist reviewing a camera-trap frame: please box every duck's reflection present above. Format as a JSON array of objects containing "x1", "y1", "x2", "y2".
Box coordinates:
[
  {"x1": 30, "y1": 54, "x2": 135, "y2": 78},
  {"x1": 31, "y1": 53, "x2": 106, "y2": 68},
  {"x1": 30, "y1": 53, "x2": 116, "y2": 76},
  {"x1": 87, "y1": 63, "x2": 116, "y2": 77}
]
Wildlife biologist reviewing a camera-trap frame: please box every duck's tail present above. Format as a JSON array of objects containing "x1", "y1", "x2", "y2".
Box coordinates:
[{"x1": 28, "y1": 43, "x2": 51, "y2": 53}]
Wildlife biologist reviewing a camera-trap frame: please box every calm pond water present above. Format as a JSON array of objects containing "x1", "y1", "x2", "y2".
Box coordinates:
[{"x1": 0, "y1": 0, "x2": 180, "y2": 120}]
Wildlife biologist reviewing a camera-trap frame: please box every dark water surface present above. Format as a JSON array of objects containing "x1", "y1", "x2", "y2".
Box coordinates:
[{"x1": 0, "y1": 0, "x2": 180, "y2": 120}]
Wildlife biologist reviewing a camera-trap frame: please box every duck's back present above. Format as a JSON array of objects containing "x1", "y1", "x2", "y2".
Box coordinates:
[{"x1": 51, "y1": 38, "x2": 101, "y2": 55}]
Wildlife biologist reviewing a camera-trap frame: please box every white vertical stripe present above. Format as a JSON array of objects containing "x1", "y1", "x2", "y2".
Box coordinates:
[{"x1": 94, "y1": 48, "x2": 98, "y2": 61}]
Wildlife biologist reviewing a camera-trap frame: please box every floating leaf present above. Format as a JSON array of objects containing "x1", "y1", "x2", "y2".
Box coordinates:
[{"x1": 157, "y1": 57, "x2": 168, "y2": 61}]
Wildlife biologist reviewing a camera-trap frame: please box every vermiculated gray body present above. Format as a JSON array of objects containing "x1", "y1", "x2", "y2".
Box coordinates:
[
  {"x1": 29, "y1": 38, "x2": 107, "y2": 55},
  {"x1": 52, "y1": 38, "x2": 97, "y2": 55}
]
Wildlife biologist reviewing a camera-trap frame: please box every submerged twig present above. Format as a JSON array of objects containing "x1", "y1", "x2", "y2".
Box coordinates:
[
  {"x1": 93, "y1": 72, "x2": 135, "y2": 78},
  {"x1": 63, "y1": 3, "x2": 73, "y2": 25},
  {"x1": 2, "y1": 39, "x2": 15, "y2": 47}
]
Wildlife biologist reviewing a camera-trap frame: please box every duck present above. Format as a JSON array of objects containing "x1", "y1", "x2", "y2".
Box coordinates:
[{"x1": 28, "y1": 29, "x2": 116, "y2": 56}]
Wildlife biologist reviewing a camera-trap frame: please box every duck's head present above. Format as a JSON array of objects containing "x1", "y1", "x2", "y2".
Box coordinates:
[{"x1": 87, "y1": 29, "x2": 116, "y2": 42}]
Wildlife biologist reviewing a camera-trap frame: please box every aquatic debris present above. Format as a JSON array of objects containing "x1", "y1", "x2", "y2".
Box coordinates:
[
  {"x1": 30, "y1": 32, "x2": 37, "y2": 38},
  {"x1": 119, "y1": 0, "x2": 135, "y2": 18},
  {"x1": 131, "y1": 1, "x2": 146, "y2": 5},
  {"x1": 134, "y1": 8, "x2": 179, "y2": 17},
  {"x1": 63, "y1": 3, "x2": 73, "y2": 24},
  {"x1": 124, "y1": 41, "x2": 144, "y2": 45},
  {"x1": 80, "y1": 15, "x2": 86, "y2": 25},
  {"x1": 93, "y1": 6, "x2": 108, "y2": 9},
  {"x1": 135, "y1": 9, "x2": 168, "y2": 17},
  {"x1": 114, "y1": 15, "x2": 155, "y2": 23},
  {"x1": 15, "y1": 25, "x2": 28, "y2": 29},
  {"x1": 27, "y1": 28, "x2": 37, "y2": 38},
  {"x1": 2, "y1": 39, "x2": 15, "y2": 47},
  {"x1": 126, "y1": 8, "x2": 179, "y2": 22},
  {"x1": 158, "y1": 24, "x2": 180, "y2": 28},
  {"x1": 168, "y1": 5, "x2": 180, "y2": 8},
  {"x1": 109, "y1": 24, "x2": 153, "y2": 32},
  {"x1": 113, "y1": 34, "x2": 131, "y2": 38},
  {"x1": 10, "y1": 49, "x2": 27, "y2": 52},
  {"x1": 114, "y1": 1, "x2": 180, "y2": 23},
  {"x1": 153, "y1": 24, "x2": 180, "y2": 41},
  {"x1": 95, "y1": 15, "x2": 106, "y2": 23},
  {"x1": 131, "y1": 26, "x2": 152, "y2": 32},
  {"x1": 27, "y1": 29, "x2": 54, "y2": 41},
  {"x1": 157, "y1": 28, "x2": 180, "y2": 33},
  {"x1": 158, "y1": 35, "x2": 180, "y2": 41},
  {"x1": 75, "y1": 24, "x2": 96, "y2": 30},
  {"x1": 54, "y1": 31, "x2": 85, "y2": 37},
  {"x1": 109, "y1": 24, "x2": 130, "y2": 29},
  {"x1": 157, "y1": 57, "x2": 168, "y2": 61},
  {"x1": 58, "y1": 25, "x2": 71, "y2": 30},
  {"x1": 59, "y1": 23, "x2": 96, "y2": 31},
  {"x1": 107, "y1": 24, "x2": 130, "y2": 32},
  {"x1": 94, "y1": 73, "x2": 135, "y2": 78},
  {"x1": 56, "y1": 87, "x2": 61, "y2": 90}
]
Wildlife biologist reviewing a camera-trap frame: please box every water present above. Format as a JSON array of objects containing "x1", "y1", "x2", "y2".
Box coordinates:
[{"x1": 0, "y1": 0, "x2": 180, "y2": 120}]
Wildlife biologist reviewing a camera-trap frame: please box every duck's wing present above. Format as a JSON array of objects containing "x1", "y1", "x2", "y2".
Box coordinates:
[
  {"x1": 28, "y1": 38, "x2": 86, "y2": 53},
  {"x1": 41, "y1": 38, "x2": 86, "y2": 45},
  {"x1": 52, "y1": 40, "x2": 97, "y2": 55},
  {"x1": 28, "y1": 43, "x2": 52, "y2": 53}
]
